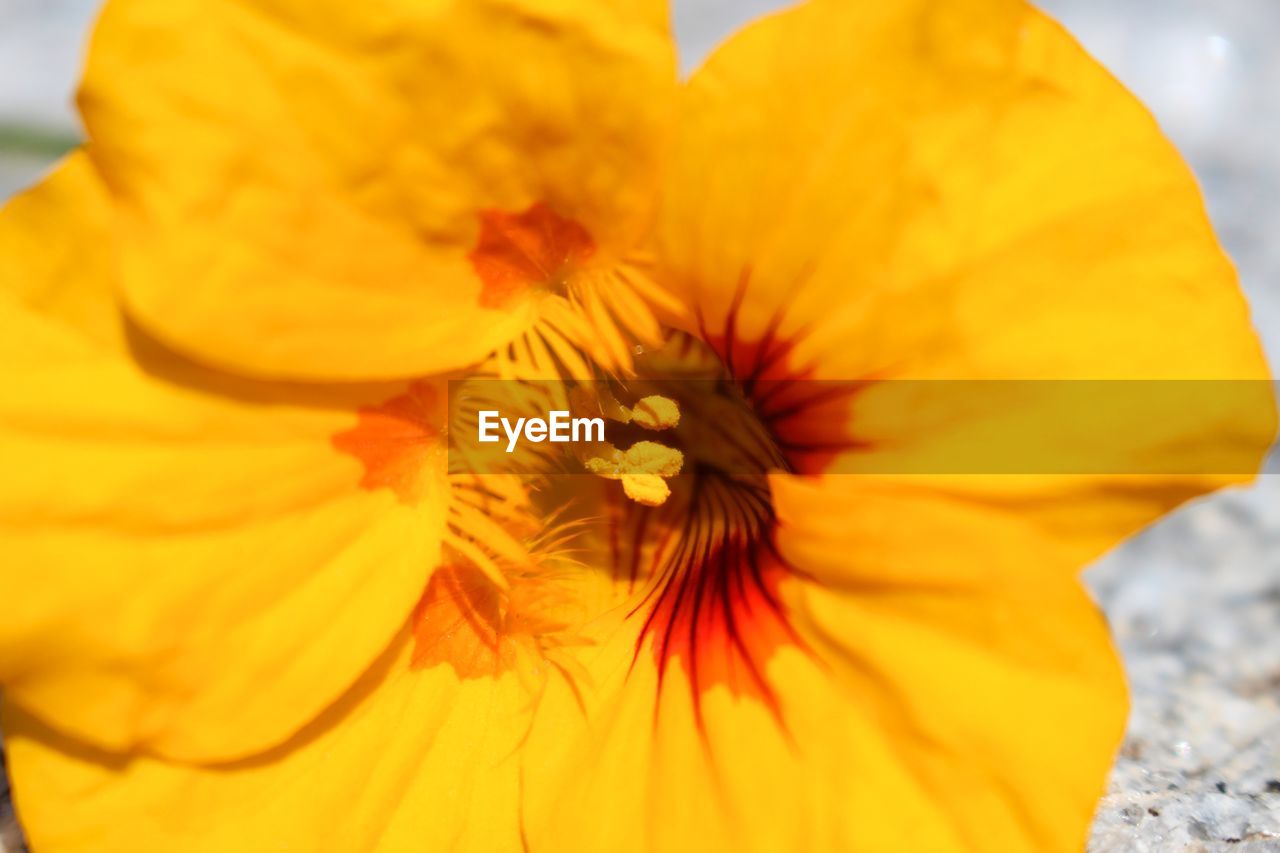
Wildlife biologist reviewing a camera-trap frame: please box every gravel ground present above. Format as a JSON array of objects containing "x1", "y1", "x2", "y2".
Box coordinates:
[
  {"x1": 1, "y1": 1, "x2": 1278, "y2": 851},
  {"x1": 1084, "y1": 468, "x2": 1280, "y2": 851}
]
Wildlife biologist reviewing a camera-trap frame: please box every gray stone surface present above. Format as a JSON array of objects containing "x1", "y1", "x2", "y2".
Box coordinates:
[
  {"x1": 0, "y1": 0, "x2": 93, "y2": 132},
  {"x1": 0, "y1": 1, "x2": 1278, "y2": 851},
  {"x1": 0, "y1": 157, "x2": 53, "y2": 200},
  {"x1": 1085, "y1": 471, "x2": 1280, "y2": 851}
]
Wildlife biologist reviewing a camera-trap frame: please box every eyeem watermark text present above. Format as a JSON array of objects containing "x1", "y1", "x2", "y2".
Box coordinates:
[{"x1": 478, "y1": 410, "x2": 605, "y2": 453}]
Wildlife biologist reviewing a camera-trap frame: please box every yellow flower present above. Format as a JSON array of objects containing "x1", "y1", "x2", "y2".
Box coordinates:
[{"x1": 0, "y1": 1, "x2": 1274, "y2": 852}]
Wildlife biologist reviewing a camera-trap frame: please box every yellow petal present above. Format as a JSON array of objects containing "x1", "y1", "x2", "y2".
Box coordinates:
[
  {"x1": 655, "y1": 0, "x2": 1274, "y2": 559},
  {"x1": 658, "y1": 0, "x2": 1270, "y2": 383},
  {"x1": 4, "y1": 638, "x2": 534, "y2": 852},
  {"x1": 517, "y1": 483, "x2": 1125, "y2": 852},
  {"x1": 80, "y1": 0, "x2": 676, "y2": 380},
  {"x1": 0, "y1": 158, "x2": 446, "y2": 762},
  {"x1": 0, "y1": 152, "x2": 125, "y2": 354}
]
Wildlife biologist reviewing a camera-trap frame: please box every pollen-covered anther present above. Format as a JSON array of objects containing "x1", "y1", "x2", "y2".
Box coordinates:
[
  {"x1": 585, "y1": 440, "x2": 684, "y2": 507},
  {"x1": 621, "y1": 474, "x2": 671, "y2": 507},
  {"x1": 621, "y1": 395, "x2": 681, "y2": 430}
]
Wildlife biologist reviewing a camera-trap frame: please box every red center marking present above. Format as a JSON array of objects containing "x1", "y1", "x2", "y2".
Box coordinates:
[
  {"x1": 331, "y1": 382, "x2": 442, "y2": 504},
  {"x1": 468, "y1": 201, "x2": 596, "y2": 309},
  {"x1": 641, "y1": 526, "x2": 799, "y2": 727},
  {"x1": 703, "y1": 325, "x2": 872, "y2": 477}
]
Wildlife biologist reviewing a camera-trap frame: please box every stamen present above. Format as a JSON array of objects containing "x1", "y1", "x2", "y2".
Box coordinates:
[
  {"x1": 584, "y1": 441, "x2": 684, "y2": 479},
  {"x1": 580, "y1": 387, "x2": 684, "y2": 506},
  {"x1": 621, "y1": 474, "x2": 673, "y2": 507},
  {"x1": 617, "y1": 395, "x2": 681, "y2": 430},
  {"x1": 584, "y1": 440, "x2": 684, "y2": 507}
]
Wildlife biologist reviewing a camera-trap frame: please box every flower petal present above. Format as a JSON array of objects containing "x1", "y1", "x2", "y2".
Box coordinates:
[
  {"x1": 658, "y1": 0, "x2": 1270, "y2": 382},
  {"x1": 4, "y1": 640, "x2": 534, "y2": 851},
  {"x1": 0, "y1": 157, "x2": 447, "y2": 762},
  {"x1": 516, "y1": 478, "x2": 1126, "y2": 852},
  {"x1": 656, "y1": 0, "x2": 1274, "y2": 560},
  {"x1": 79, "y1": 0, "x2": 676, "y2": 379}
]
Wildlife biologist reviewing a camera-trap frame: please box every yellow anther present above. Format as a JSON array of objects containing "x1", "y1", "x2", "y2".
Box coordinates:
[
  {"x1": 584, "y1": 440, "x2": 683, "y2": 506},
  {"x1": 584, "y1": 451, "x2": 621, "y2": 477},
  {"x1": 622, "y1": 474, "x2": 670, "y2": 507},
  {"x1": 576, "y1": 390, "x2": 682, "y2": 506},
  {"x1": 628, "y1": 395, "x2": 680, "y2": 430},
  {"x1": 622, "y1": 440, "x2": 683, "y2": 476}
]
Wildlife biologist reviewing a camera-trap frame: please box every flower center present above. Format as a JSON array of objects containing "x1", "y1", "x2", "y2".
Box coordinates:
[
  {"x1": 336, "y1": 203, "x2": 837, "y2": 711},
  {"x1": 571, "y1": 334, "x2": 799, "y2": 716}
]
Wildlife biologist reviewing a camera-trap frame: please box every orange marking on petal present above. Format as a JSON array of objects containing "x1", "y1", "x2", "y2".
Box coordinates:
[
  {"x1": 468, "y1": 202, "x2": 596, "y2": 309},
  {"x1": 410, "y1": 562, "x2": 571, "y2": 679},
  {"x1": 410, "y1": 563, "x2": 507, "y2": 677},
  {"x1": 331, "y1": 382, "x2": 442, "y2": 504}
]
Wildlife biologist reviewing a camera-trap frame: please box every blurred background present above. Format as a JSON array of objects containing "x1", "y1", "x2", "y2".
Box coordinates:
[{"x1": 1, "y1": 0, "x2": 1277, "y2": 849}]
